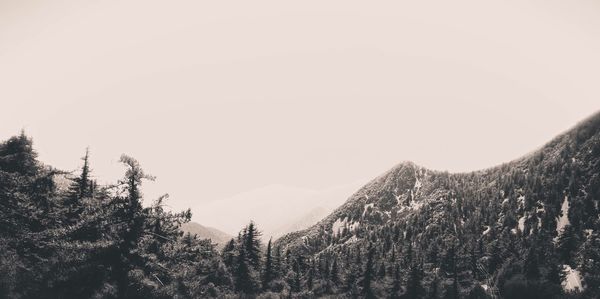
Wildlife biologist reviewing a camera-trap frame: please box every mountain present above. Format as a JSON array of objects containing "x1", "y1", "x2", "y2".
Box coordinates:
[
  {"x1": 3, "y1": 112, "x2": 600, "y2": 298},
  {"x1": 180, "y1": 222, "x2": 232, "y2": 247},
  {"x1": 270, "y1": 206, "x2": 331, "y2": 239},
  {"x1": 276, "y1": 111, "x2": 600, "y2": 297},
  {"x1": 192, "y1": 181, "x2": 365, "y2": 240}
]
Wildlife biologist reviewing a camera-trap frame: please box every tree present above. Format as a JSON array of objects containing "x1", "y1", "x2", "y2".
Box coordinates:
[
  {"x1": 233, "y1": 248, "x2": 259, "y2": 294},
  {"x1": 263, "y1": 238, "x2": 275, "y2": 291},
  {"x1": 307, "y1": 259, "x2": 315, "y2": 291},
  {"x1": 64, "y1": 149, "x2": 93, "y2": 225},
  {"x1": 112, "y1": 154, "x2": 155, "y2": 298},
  {"x1": 244, "y1": 221, "x2": 262, "y2": 269},
  {"x1": 67, "y1": 148, "x2": 92, "y2": 204},
  {"x1": 330, "y1": 258, "x2": 340, "y2": 286},
  {"x1": 389, "y1": 264, "x2": 402, "y2": 299},
  {"x1": 488, "y1": 241, "x2": 502, "y2": 274},
  {"x1": 557, "y1": 224, "x2": 579, "y2": 265},
  {"x1": 405, "y1": 263, "x2": 425, "y2": 299},
  {"x1": 233, "y1": 223, "x2": 261, "y2": 294},
  {"x1": 0, "y1": 131, "x2": 39, "y2": 175},
  {"x1": 580, "y1": 231, "x2": 600, "y2": 298},
  {"x1": 443, "y1": 245, "x2": 459, "y2": 299},
  {"x1": 222, "y1": 239, "x2": 236, "y2": 269},
  {"x1": 428, "y1": 275, "x2": 440, "y2": 299},
  {"x1": 523, "y1": 247, "x2": 540, "y2": 280},
  {"x1": 362, "y1": 246, "x2": 376, "y2": 298}
]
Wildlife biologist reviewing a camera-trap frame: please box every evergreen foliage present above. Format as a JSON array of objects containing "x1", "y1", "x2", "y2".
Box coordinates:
[{"x1": 2, "y1": 111, "x2": 600, "y2": 298}]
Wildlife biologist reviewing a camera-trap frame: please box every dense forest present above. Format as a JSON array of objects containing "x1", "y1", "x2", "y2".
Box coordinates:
[{"x1": 1, "y1": 112, "x2": 600, "y2": 298}]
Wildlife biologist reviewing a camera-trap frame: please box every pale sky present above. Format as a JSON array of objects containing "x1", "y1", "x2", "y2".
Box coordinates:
[{"x1": 1, "y1": 1, "x2": 600, "y2": 215}]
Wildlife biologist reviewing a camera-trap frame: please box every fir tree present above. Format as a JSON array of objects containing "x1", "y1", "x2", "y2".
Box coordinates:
[
  {"x1": 389, "y1": 264, "x2": 401, "y2": 299},
  {"x1": 330, "y1": 258, "x2": 340, "y2": 286},
  {"x1": 67, "y1": 148, "x2": 91, "y2": 205},
  {"x1": 245, "y1": 221, "x2": 262, "y2": 269},
  {"x1": 405, "y1": 263, "x2": 425, "y2": 299},
  {"x1": 263, "y1": 238, "x2": 275, "y2": 291},
  {"x1": 362, "y1": 245, "x2": 376, "y2": 298}
]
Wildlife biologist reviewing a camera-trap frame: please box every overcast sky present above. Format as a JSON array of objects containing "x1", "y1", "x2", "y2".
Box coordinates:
[{"x1": 1, "y1": 0, "x2": 600, "y2": 213}]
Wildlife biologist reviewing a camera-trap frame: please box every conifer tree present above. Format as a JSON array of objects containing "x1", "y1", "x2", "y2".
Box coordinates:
[
  {"x1": 523, "y1": 247, "x2": 540, "y2": 280},
  {"x1": 222, "y1": 239, "x2": 236, "y2": 269},
  {"x1": 113, "y1": 154, "x2": 155, "y2": 298},
  {"x1": 330, "y1": 258, "x2": 340, "y2": 286},
  {"x1": 405, "y1": 263, "x2": 425, "y2": 299},
  {"x1": 557, "y1": 224, "x2": 579, "y2": 265},
  {"x1": 362, "y1": 245, "x2": 376, "y2": 298},
  {"x1": 263, "y1": 238, "x2": 275, "y2": 291},
  {"x1": 67, "y1": 148, "x2": 91, "y2": 204},
  {"x1": 245, "y1": 221, "x2": 262, "y2": 269},
  {"x1": 390, "y1": 264, "x2": 401, "y2": 299},
  {"x1": 307, "y1": 259, "x2": 315, "y2": 291}
]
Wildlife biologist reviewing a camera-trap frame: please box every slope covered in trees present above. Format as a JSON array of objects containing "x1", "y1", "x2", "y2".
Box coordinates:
[
  {"x1": 2, "y1": 111, "x2": 600, "y2": 298},
  {"x1": 274, "y1": 111, "x2": 600, "y2": 298}
]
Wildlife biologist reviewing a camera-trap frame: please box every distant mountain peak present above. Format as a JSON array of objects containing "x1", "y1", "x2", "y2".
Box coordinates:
[{"x1": 180, "y1": 222, "x2": 232, "y2": 248}]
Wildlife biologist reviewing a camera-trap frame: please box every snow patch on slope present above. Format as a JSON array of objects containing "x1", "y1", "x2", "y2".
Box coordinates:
[
  {"x1": 332, "y1": 217, "x2": 359, "y2": 236},
  {"x1": 414, "y1": 176, "x2": 422, "y2": 191},
  {"x1": 562, "y1": 265, "x2": 582, "y2": 291},
  {"x1": 517, "y1": 195, "x2": 525, "y2": 208},
  {"x1": 556, "y1": 196, "x2": 570, "y2": 238},
  {"x1": 518, "y1": 216, "x2": 526, "y2": 232},
  {"x1": 363, "y1": 203, "x2": 374, "y2": 216},
  {"x1": 482, "y1": 226, "x2": 491, "y2": 236}
]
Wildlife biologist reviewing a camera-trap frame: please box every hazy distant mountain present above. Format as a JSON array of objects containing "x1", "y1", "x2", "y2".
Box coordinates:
[
  {"x1": 180, "y1": 222, "x2": 232, "y2": 247},
  {"x1": 192, "y1": 181, "x2": 365, "y2": 240},
  {"x1": 270, "y1": 206, "x2": 331, "y2": 239}
]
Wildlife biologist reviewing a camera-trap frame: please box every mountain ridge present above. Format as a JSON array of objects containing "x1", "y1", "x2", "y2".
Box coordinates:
[
  {"x1": 180, "y1": 221, "x2": 232, "y2": 248},
  {"x1": 275, "y1": 110, "x2": 600, "y2": 296},
  {"x1": 280, "y1": 110, "x2": 600, "y2": 244}
]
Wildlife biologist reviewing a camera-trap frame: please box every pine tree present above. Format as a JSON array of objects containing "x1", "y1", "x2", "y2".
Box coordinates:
[
  {"x1": 290, "y1": 258, "x2": 302, "y2": 293},
  {"x1": 428, "y1": 275, "x2": 440, "y2": 299},
  {"x1": 245, "y1": 221, "x2": 262, "y2": 269},
  {"x1": 307, "y1": 259, "x2": 315, "y2": 291},
  {"x1": 330, "y1": 258, "x2": 340, "y2": 286},
  {"x1": 557, "y1": 224, "x2": 579, "y2": 265},
  {"x1": 389, "y1": 264, "x2": 401, "y2": 299},
  {"x1": 523, "y1": 247, "x2": 540, "y2": 280},
  {"x1": 378, "y1": 261, "x2": 387, "y2": 278},
  {"x1": 233, "y1": 224, "x2": 261, "y2": 294},
  {"x1": 222, "y1": 239, "x2": 236, "y2": 269},
  {"x1": 405, "y1": 263, "x2": 425, "y2": 299},
  {"x1": 65, "y1": 149, "x2": 92, "y2": 226},
  {"x1": 0, "y1": 131, "x2": 39, "y2": 175},
  {"x1": 362, "y1": 245, "x2": 376, "y2": 298},
  {"x1": 67, "y1": 148, "x2": 91, "y2": 204},
  {"x1": 488, "y1": 241, "x2": 501, "y2": 274},
  {"x1": 580, "y1": 230, "x2": 600, "y2": 298},
  {"x1": 234, "y1": 248, "x2": 257, "y2": 294},
  {"x1": 113, "y1": 154, "x2": 155, "y2": 298},
  {"x1": 263, "y1": 238, "x2": 275, "y2": 291},
  {"x1": 443, "y1": 245, "x2": 459, "y2": 299},
  {"x1": 273, "y1": 245, "x2": 283, "y2": 278}
]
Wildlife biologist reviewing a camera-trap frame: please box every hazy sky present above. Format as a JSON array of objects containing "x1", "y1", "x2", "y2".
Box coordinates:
[{"x1": 1, "y1": 1, "x2": 600, "y2": 213}]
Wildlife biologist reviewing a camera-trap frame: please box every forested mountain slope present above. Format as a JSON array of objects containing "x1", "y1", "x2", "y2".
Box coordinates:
[
  {"x1": 276, "y1": 111, "x2": 600, "y2": 298},
  {"x1": 1, "y1": 111, "x2": 600, "y2": 298}
]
